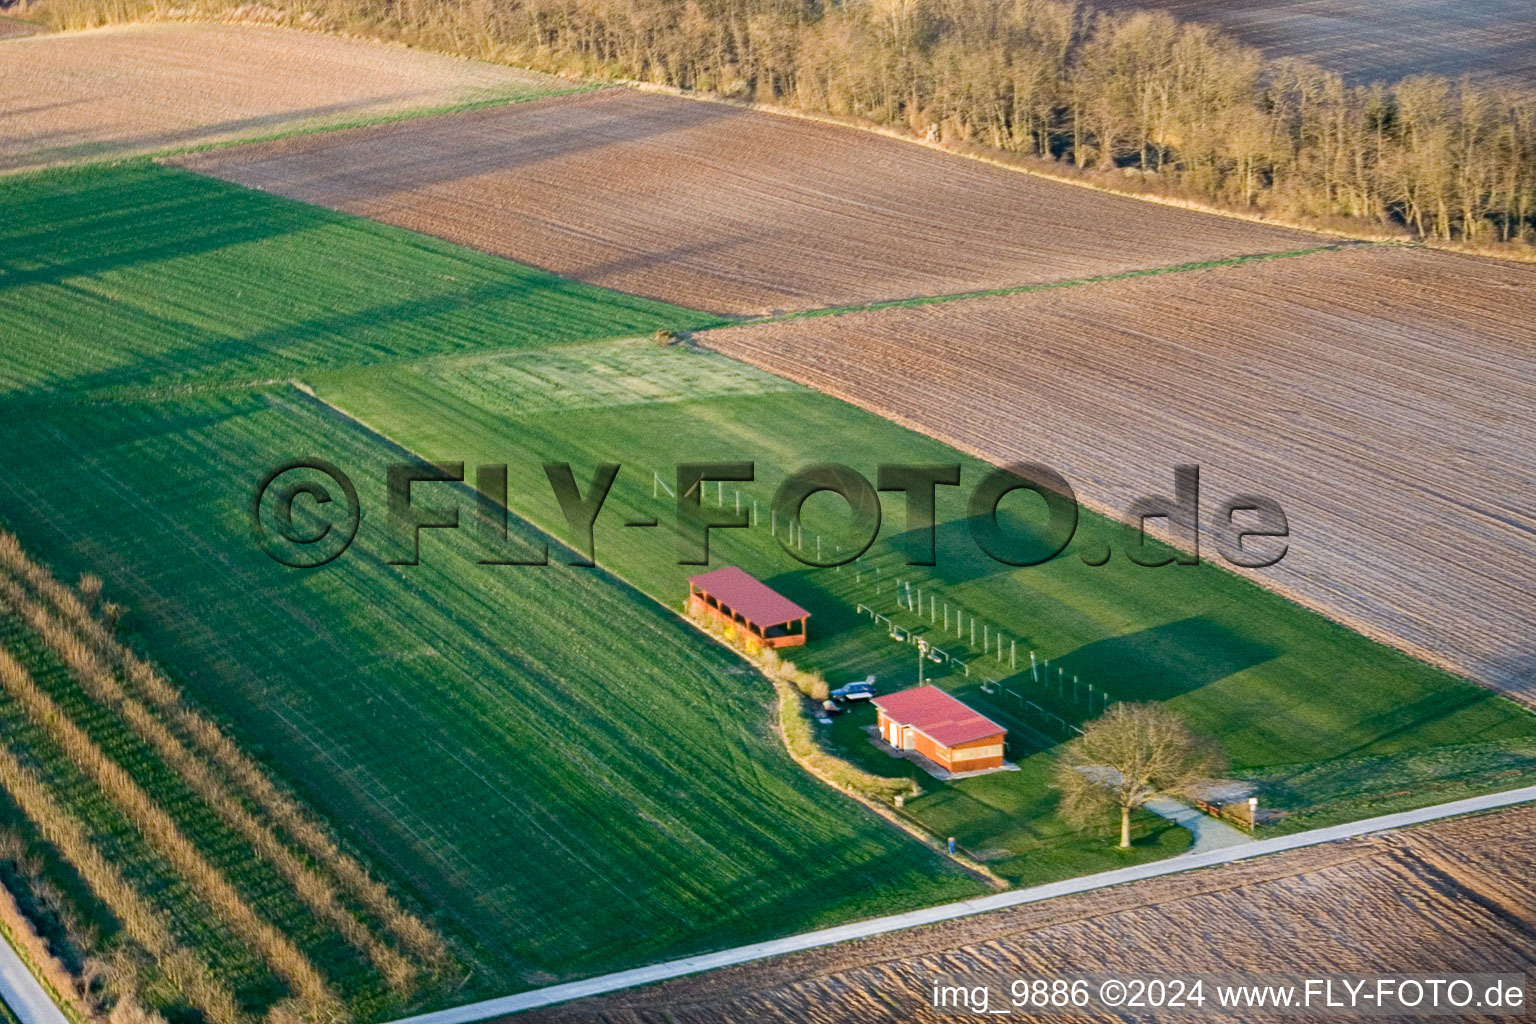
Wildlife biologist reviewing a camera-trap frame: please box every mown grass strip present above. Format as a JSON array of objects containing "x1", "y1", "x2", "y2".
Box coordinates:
[
  {"x1": 141, "y1": 83, "x2": 606, "y2": 164},
  {"x1": 726, "y1": 243, "x2": 1366, "y2": 327}
]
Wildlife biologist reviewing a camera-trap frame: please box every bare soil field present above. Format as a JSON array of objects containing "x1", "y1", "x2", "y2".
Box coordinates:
[
  {"x1": 173, "y1": 88, "x2": 1321, "y2": 316},
  {"x1": 1098, "y1": 0, "x2": 1536, "y2": 88},
  {"x1": 526, "y1": 804, "x2": 1536, "y2": 1023},
  {"x1": 0, "y1": 16, "x2": 38, "y2": 37},
  {"x1": 704, "y1": 245, "x2": 1536, "y2": 696},
  {"x1": 0, "y1": 22, "x2": 559, "y2": 173}
]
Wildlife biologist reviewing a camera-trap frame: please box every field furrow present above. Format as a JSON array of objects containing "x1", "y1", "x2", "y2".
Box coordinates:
[
  {"x1": 0, "y1": 22, "x2": 569, "y2": 174},
  {"x1": 1098, "y1": 0, "x2": 1536, "y2": 88},
  {"x1": 526, "y1": 804, "x2": 1536, "y2": 1023},
  {"x1": 172, "y1": 88, "x2": 1322, "y2": 316},
  {"x1": 703, "y1": 245, "x2": 1536, "y2": 695}
]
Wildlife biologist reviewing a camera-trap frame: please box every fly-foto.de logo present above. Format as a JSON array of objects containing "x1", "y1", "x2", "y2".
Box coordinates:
[{"x1": 251, "y1": 461, "x2": 1288, "y2": 571}]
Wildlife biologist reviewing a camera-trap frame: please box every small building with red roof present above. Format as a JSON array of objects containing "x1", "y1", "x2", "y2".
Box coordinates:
[
  {"x1": 687, "y1": 566, "x2": 810, "y2": 649},
  {"x1": 872, "y1": 685, "x2": 1007, "y2": 772}
]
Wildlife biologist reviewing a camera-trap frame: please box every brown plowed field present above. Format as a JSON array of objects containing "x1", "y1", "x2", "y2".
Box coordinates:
[
  {"x1": 524, "y1": 805, "x2": 1536, "y2": 1023},
  {"x1": 704, "y1": 245, "x2": 1536, "y2": 695},
  {"x1": 1098, "y1": 0, "x2": 1536, "y2": 88},
  {"x1": 0, "y1": 23, "x2": 558, "y2": 173},
  {"x1": 172, "y1": 88, "x2": 1322, "y2": 316}
]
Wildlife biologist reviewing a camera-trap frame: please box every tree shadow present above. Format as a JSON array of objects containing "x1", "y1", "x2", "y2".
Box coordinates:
[
  {"x1": 764, "y1": 568, "x2": 864, "y2": 633},
  {"x1": 1, "y1": 89, "x2": 444, "y2": 174},
  {"x1": 190, "y1": 90, "x2": 748, "y2": 204},
  {"x1": 1054, "y1": 615, "x2": 1280, "y2": 703},
  {"x1": 0, "y1": 164, "x2": 322, "y2": 290},
  {"x1": 3, "y1": 163, "x2": 731, "y2": 395},
  {"x1": 884, "y1": 513, "x2": 1070, "y2": 585}
]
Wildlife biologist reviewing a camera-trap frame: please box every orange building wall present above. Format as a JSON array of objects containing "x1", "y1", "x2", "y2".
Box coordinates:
[
  {"x1": 912, "y1": 730, "x2": 945, "y2": 766},
  {"x1": 878, "y1": 709, "x2": 1005, "y2": 771},
  {"x1": 945, "y1": 735, "x2": 1006, "y2": 771}
]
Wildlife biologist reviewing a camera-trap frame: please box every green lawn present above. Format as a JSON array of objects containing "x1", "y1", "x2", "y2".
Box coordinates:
[
  {"x1": 0, "y1": 163, "x2": 720, "y2": 397},
  {"x1": 0, "y1": 389, "x2": 984, "y2": 997},
  {"x1": 310, "y1": 338, "x2": 1536, "y2": 845}
]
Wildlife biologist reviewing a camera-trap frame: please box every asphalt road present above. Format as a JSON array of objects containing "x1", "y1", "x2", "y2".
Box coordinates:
[
  {"x1": 383, "y1": 783, "x2": 1536, "y2": 1024},
  {"x1": 0, "y1": 930, "x2": 67, "y2": 1024}
]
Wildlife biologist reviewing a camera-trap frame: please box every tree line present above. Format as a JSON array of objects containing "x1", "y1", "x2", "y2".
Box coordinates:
[
  {"x1": 28, "y1": 0, "x2": 1536, "y2": 248},
  {"x1": 24, "y1": 0, "x2": 1536, "y2": 246}
]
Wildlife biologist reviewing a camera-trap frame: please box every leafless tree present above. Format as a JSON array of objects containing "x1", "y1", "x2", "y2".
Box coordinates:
[
  {"x1": 1054, "y1": 702, "x2": 1225, "y2": 848},
  {"x1": 34, "y1": 0, "x2": 1536, "y2": 240}
]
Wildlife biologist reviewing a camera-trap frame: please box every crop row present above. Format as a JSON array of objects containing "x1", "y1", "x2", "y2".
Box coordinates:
[{"x1": 0, "y1": 531, "x2": 449, "y2": 1021}]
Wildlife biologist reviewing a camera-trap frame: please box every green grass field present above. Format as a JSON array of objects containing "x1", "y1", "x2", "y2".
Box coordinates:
[
  {"x1": 0, "y1": 163, "x2": 719, "y2": 396},
  {"x1": 0, "y1": 388, "x2": 984, "y2": 995},
  {"x1": 0, "y1": 164, "x2": 987, "y2": 1007},
  {"x1": 310, "y1": 339, "x2": 1536, "y2": 854},
  {"x1": 825, "y1": 701, "x2": 1191, "y2": 882},
  {"x1": 3, "y1": 157, "x2": 1534, "y2": 1013}
]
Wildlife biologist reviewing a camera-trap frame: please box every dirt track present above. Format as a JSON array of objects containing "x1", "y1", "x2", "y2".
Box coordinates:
[
  {"x1": 0, "y1": 23, "x2": 555, "y2": 173},
  {"x1": 524, "y1": 803, "x2": 1536, "y2": 1022},
  {"x1": 1098, "y1": 0, "x2": 1536, "y2": 88},
  {"x1": 174, "y1": 88, "x2": 1321, "y2": 316},
  {"x1": 705, "y1": 245, "x2": 1536, "y2": 696}
]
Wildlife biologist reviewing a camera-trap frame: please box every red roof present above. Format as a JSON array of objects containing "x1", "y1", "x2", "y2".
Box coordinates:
[
  {"x1": 688, "y1": 567, "x2": 810, "y2": 628},
  {"x1": 872, "y1": 686, "x2": 1005, "y2": 747}
]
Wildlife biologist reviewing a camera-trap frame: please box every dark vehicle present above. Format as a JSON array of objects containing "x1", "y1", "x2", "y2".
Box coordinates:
[{"x1": 831, "y1": 677, "x2": 877, "y2": 702}]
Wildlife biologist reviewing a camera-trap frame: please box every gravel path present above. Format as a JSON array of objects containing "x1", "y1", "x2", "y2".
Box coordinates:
[{"x1": 1144, "y1": 796, "x2": 1253, "y2": 853}]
